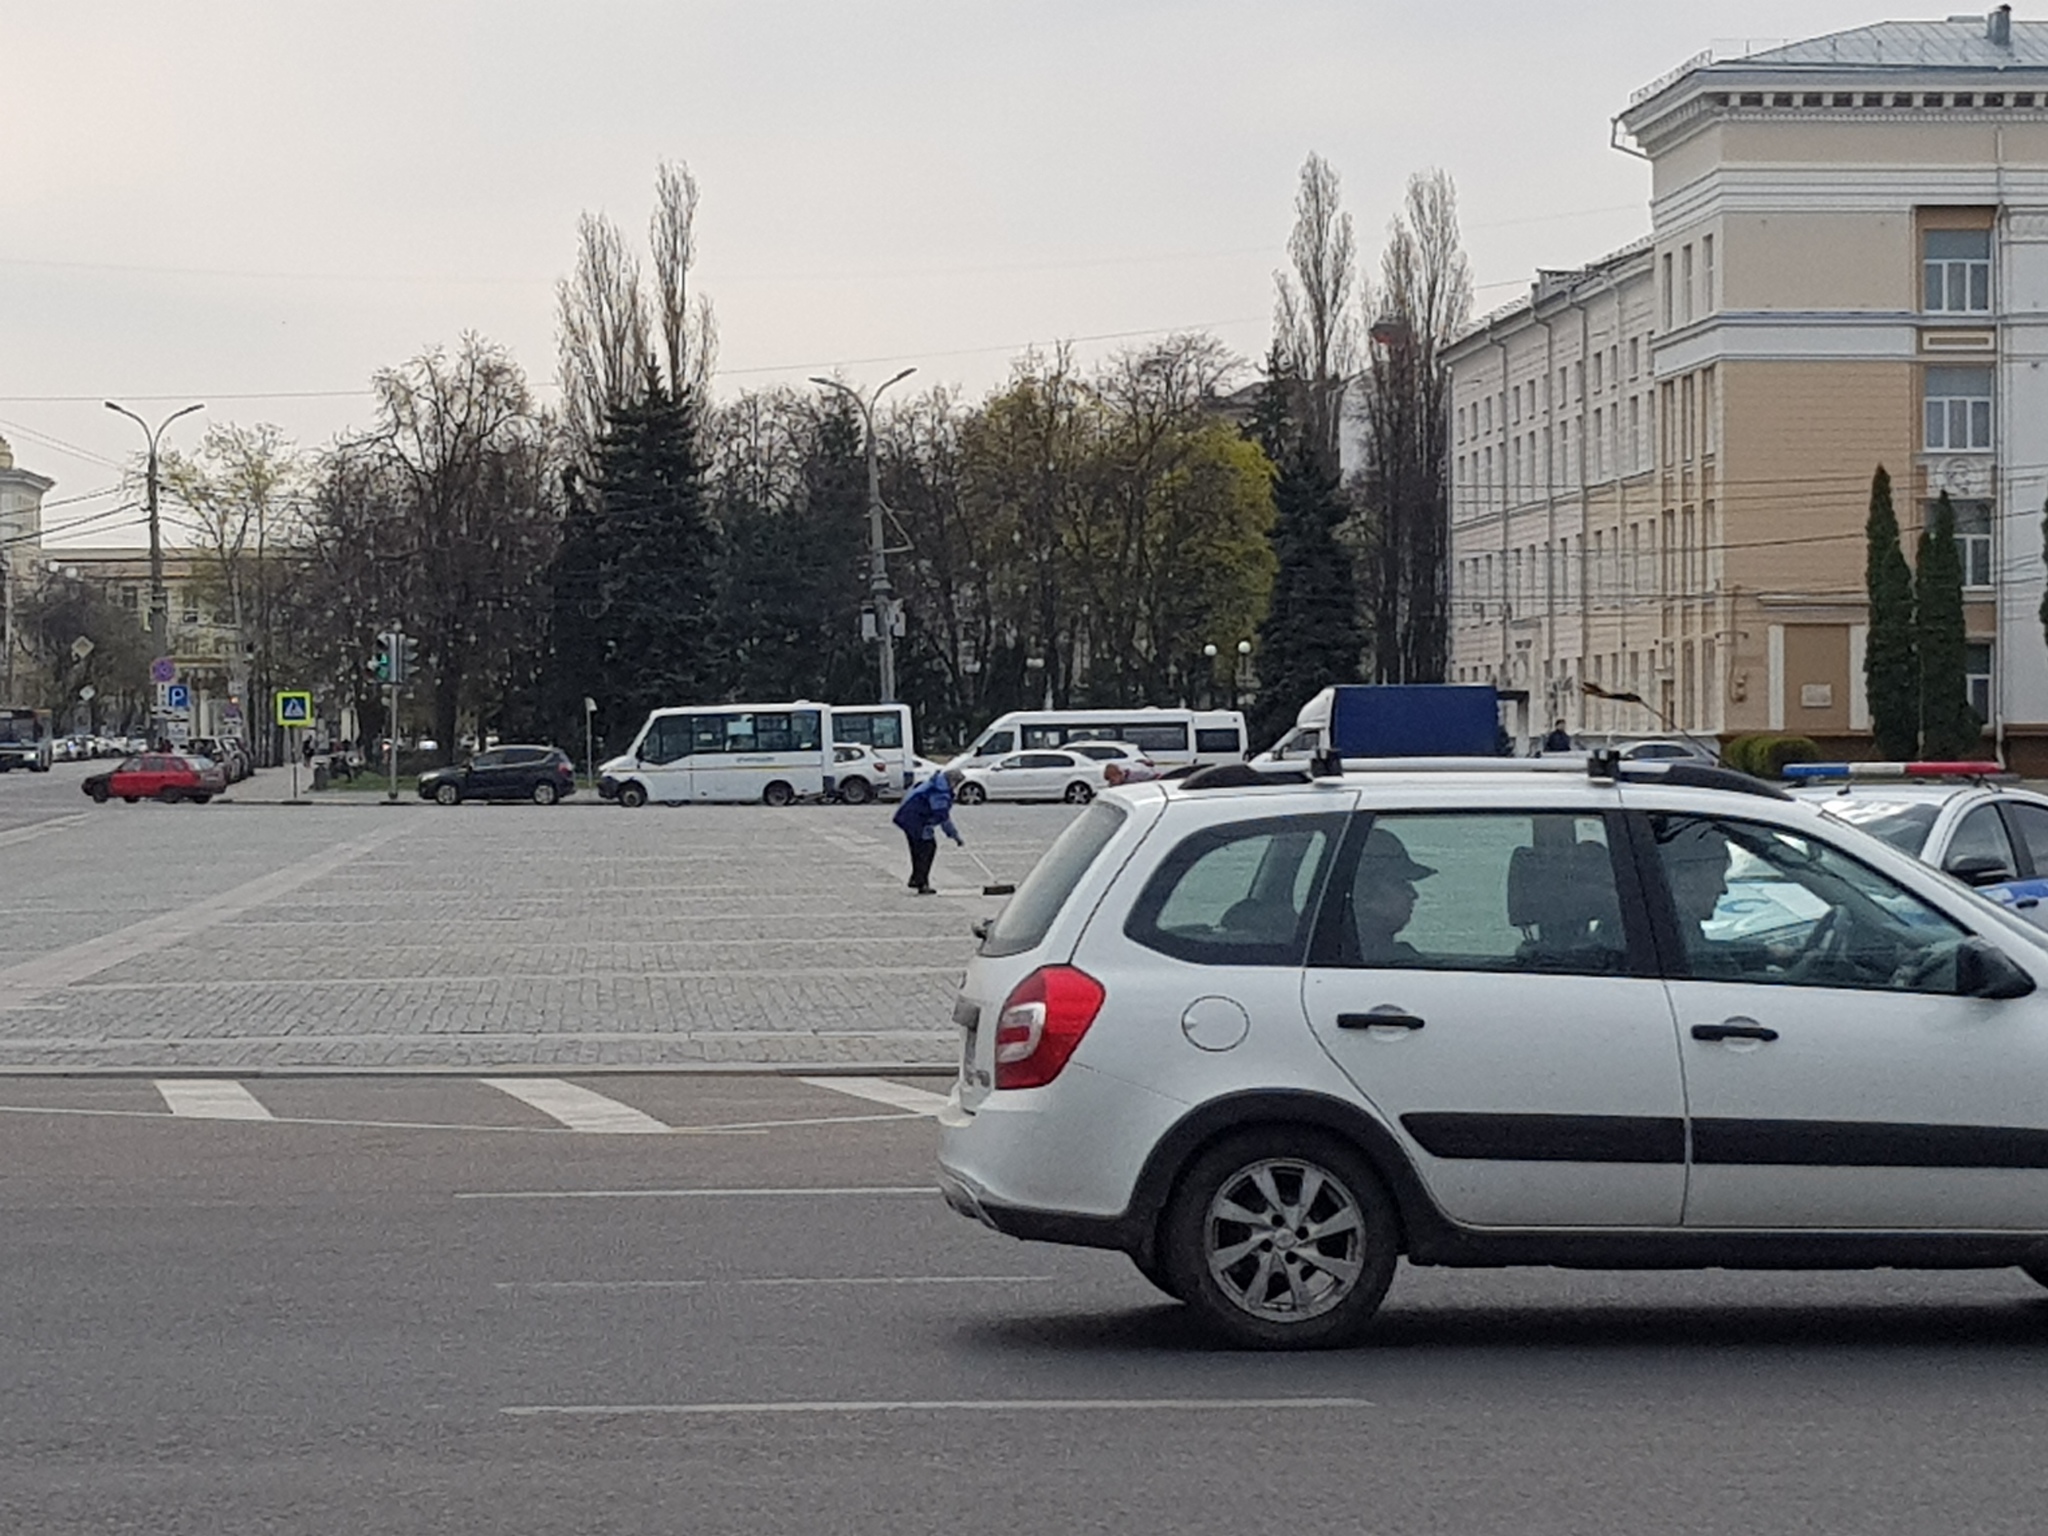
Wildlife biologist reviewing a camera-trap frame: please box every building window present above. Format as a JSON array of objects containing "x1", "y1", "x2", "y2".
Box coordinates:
[
  {"x1": 120, "y1": 587, "x2": 138, "y2": 611},
  {"x1": 1923, "y1": 229, "x2": 1991, "y2": 313},
  {"x1": 1702, "y1": 234, "x2": 1715, "y2": 311},
  {"x1": 1681, "y1": 245, "x2": 1695, "y2": 324},
  {"x1": 1661, "y1": 253, "x2": 1674, "y2": 328},
  {"x1": 1629, "y1": 338, "x2": 1641, "y2": 379},
  {"x1": 1924, "y1": 365, "x2": 1993, "y2": 450},
  {"x1": 1965, "y1": 641, "x2": 1993, "y2": 722},
  {"x1": 1933, "y1": 498, "x2": 1996, "y2": 587},
  {"x1": 1591, "y1": 351, "x2": 1604, "y2": 394}
]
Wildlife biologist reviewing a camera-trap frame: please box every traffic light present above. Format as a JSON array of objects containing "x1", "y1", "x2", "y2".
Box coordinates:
[
  {"x1": 396, "y1": 634, "x2": 420, "y2": 686},
  {"x1": 367, "y1": 632, "x2": 395, "y2": 683}
]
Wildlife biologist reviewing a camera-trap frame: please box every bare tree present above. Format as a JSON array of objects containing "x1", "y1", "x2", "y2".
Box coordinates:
[
  {"x1": 1272, "y1": 152, "x2": 1358, "y2": 476},
  {"x1": 557, "y1": 160, "x2": 718, "y2": 469},
  {"x1": 1358, "y1": 169, "x2": 1471, "y2": 683}
]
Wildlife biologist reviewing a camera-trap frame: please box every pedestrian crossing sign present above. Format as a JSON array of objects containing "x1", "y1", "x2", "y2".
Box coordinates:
[{"x1": 274, "y1": 690, "x2": 313, "y2": 727}]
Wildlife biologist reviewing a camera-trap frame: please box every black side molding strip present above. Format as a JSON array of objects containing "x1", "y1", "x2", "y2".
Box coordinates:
[
  {"x1": 1693, "y1": 1118, "x2": 2048, "y2": 1169},
  {"x1": 1402, "y1": 1112, "x2": 1686, "y2": 1164}
]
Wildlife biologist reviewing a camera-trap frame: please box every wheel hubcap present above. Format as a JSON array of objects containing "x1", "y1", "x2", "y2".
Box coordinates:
[{"x1": 1205, "y1": 1158, "x2": 1366, "y2": 1323}]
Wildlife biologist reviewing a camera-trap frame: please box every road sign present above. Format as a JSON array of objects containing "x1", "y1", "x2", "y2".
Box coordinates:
[
  {"x1": 72, "y1": 636, "x2": 96, "y2": 662},
  {"x1": 275, "y1": 690, "x2": 313, "y2": 727},
  {"x1": 166, "y1": 682, "x2": 192, "y2": 713},
  {"x1": 78, "y1": 686, "x2": 96, "y2": 702},
  {"x1": 149, "y1": 656, "x2": 177, "y2": 685}
]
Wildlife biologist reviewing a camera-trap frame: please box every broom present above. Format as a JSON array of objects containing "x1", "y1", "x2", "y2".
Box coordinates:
[{"x1": 960, "y1": 845, "x2": 1016, "y2": 896}]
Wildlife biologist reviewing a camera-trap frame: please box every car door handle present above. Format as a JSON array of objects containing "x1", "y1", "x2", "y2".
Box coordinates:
[
  {"x1": 1691, "y1": 1022, "x2": 1780, "y2": 1043},
  {"x1": 2017, "y1": 898, "x2": 2041, "y2": 911},
  {"x1": 1338, "y1": 1010, "x2": 1425, "y2": 1031}
]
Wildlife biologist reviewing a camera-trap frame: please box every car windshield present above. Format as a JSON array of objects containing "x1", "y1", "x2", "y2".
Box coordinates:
[{"x1": 1815, "y1": 797, "x2": 1941, "y2": 857}]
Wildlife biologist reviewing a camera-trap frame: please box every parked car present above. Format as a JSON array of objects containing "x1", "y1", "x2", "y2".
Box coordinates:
[
  {"x1": 954, "y1": 749, "x2": 1111, "y2": 805},
  {"x1": 937, "y1": 754, "x2": 2048, "y2": 1348},
  {"x1": 188, "y1": 737, "x2": 252, "y2": 782},
  {"x1": 830, "y1": 743, "x2": 893, "y2": 805},
  {"x1": 1787, "y1": 762, "x2": 2048, "y2": 932},
  {"x1": 82, "y1": 752, "x2": 228, "y2": 805},
  {"x1": 417, "y1": 745, "x2": 576, "y2": 805},
  {"x1": 1064, "y1": 740, "x2": 1157, "y2": 770}
]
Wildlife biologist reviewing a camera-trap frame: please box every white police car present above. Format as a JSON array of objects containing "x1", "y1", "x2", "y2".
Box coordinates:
[
  {"x1": 937, "y1": 755, "x2": 2048, "y2": 1348},
  {"x1": 1786, "y1": 762, "x2": 2048, "y2": 932}
]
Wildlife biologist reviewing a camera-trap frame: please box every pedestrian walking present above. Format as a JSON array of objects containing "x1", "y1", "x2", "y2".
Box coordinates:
[{"x1": 892, "y1": 767, "x2": 964, "y2": 894}]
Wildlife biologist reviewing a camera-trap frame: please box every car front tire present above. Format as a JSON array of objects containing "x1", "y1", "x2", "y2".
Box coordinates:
[
  {"x1": 89, "y1": 785, "x2": 108, "y2": 804},
  {"x1": 1064, "y1": 781, "x2": 1095, "y2": 804},
  {"x1": 435, "y1": 783, "x2": 461, "y2": 806},
  {"x1": 1161, "y1": 1128, "x2": 1399, "y2": 1350},
  {"x1": 956, "y1": 781, "x2": 987, "y2": 805},
  {"x1": 617, "y1": 783, "x2": 648, "y2": 809}
]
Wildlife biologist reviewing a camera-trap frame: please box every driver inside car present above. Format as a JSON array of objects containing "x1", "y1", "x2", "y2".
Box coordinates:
[{"x1": 1659, "y1": 819, "x2": 1799, "y2": 980}]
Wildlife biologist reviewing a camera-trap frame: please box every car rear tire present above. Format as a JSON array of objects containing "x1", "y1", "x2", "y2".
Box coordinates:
[
  {"x1": 532, "y1": 782, "x2": 559, "y2": 806},
  {"x1": 839, "y1": 776, "x2": 875, "y2": 806},
  {"x1": 617, "y1": 783, "x2": 648, "y2": 809},
  {"x1": 762, "y1": 780, "x2": 795, "y2": 808},
  {"x1": 1064, "y1": 781, "x2": 1095, "y2": 804},
  {"x1": 1161, "y1": 1128, "x2": 1398, "y2": 1350},
  {"x1": 956, "y1": 781, "x2": 987, "y2": 805},
  {"x1": 435, "y1": 783, "x2": 461, "y2": 806}
]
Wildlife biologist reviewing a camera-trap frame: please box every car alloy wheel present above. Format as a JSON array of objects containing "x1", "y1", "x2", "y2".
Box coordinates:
[
  {"x1": 1163, "y1": 1129, "x2": 1397, "y2": 1349},
  {"x1": 1064, "y1": 781, "x2": 1095, "y2": 804},
  {"x1": 956, "y1": 781, "x2": 987, "y2": 804},
  {"x1": 532, "y1": 782, "x2": 558, "y2": 806},
  {"x1": 617, "y1": 783, "x2": 647, "y2": 809},
  {"x1": 839, "y1": 776, "x2": 875, "y2": 806},
  {"x1": 435, "y1": 783, "x2": 461, "y2": 806}
]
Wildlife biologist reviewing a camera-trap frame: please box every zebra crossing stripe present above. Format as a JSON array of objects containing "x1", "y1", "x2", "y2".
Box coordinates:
[
  {"x1": 481, "y1": 1078, "x2": 670, "y2": 1134},
  {"x1": 155, "y1": 1080, "x2": 274, "y2": 1120},
  {"x1": 798, "y1": 1076, "x2": 951, "y2": 1115}
]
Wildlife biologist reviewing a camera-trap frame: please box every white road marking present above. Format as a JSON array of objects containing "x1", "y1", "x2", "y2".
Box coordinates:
[
  {"x1": 503, "y1": 1397, "x2": 1376, "y2": 1419},
  {"x1": 0, "y1": 813, "x2": 89, "y2": 850},
  {"x1": 0, "y1": 824, "x2": 405, "y2": 1001},
  {"x1": 800, "y1": 1076, "x2": 952, "y2": 1115},
  {"x1": 481, "y1": 1078, "x2": 670, "y2": 1134},
  {"x1": 497, "y1": 1274, "x2": 1052, "y2": 1291},
  {"x1": 154, "y1": 1079, "x2": 274, "y2": 1120},
  {"x1": 457, "y1": 1186, "x2": 937, "y2": 1201}
]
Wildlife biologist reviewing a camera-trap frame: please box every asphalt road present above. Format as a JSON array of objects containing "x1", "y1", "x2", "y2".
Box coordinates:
[{"x1": 6, "y1": 1071, "x2": 2048, "y2": 1536}]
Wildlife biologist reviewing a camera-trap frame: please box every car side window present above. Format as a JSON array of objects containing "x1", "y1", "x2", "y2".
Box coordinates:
[
  {"x1": 471, "y1": 751, "x2": 505, "y2": 770},
  {"x1": 1125, "y1": 814, "x2": 1343, "y2": 967},
  {"x1": 2005, "y1": 803, "x2": 2048, "y2": 877},
  {"x1": 1648, "y1": 813, "x2": 1970, "y2": 994},
  {"x1": 1309, "y1": 811, "x2": 1631, "y2": 975},
  {"x1": 1945, "y1": 804, "x2": 2017, "y2": 878}
]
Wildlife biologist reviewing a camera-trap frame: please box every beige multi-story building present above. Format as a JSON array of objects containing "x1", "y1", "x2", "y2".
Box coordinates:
[
  {"x1": 1448, "y1": 8, "x2": 2048, "y2": 768},
  {"x1": 1, "y1": 434, "x2": 55, "y2": 700}
]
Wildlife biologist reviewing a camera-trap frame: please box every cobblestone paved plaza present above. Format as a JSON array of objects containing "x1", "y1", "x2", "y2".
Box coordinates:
[{"x1": 0, "y1": 764, "x2": 1070, "y2": 1071}]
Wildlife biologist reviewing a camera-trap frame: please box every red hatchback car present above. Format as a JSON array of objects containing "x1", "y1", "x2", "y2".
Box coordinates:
[{"x1": 82, "y1": 752, "x2": 228, "y2": 805}]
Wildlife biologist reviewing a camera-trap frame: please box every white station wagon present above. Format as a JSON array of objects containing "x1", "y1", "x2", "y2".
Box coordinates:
[{"x1": 937, "y1": 755, "x2": 2048, "y2": 1348}]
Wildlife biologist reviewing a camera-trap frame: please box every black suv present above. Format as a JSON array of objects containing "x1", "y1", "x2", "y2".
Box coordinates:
[{"x1": 417, "y1": 745, "x2": 576, "y2": 805}]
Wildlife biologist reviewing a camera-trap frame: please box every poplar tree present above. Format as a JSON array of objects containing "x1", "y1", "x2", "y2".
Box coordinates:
[
  {"x1": 1863, "y1": 465, "x2": 1919, "y2": 759},
  {"x1": 1916, "y1": 491, "x2": 1977, "y2": 757}
]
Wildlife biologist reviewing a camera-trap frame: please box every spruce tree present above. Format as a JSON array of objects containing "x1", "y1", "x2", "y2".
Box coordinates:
[
  {"x1": 1863, "y1": 465, "x2": 1920, "y2": 759},
  {"x1": 1248, "y1": 365, "x2": 1365, "y2": 748},
  {"x1": 1916, "y1": 491, "x2": 1977, "y2": 757}
]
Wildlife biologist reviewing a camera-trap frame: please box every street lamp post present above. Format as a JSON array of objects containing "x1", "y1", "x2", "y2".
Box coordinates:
[
  {"x1": 105, "y1": 400, "x2": 203, "y2": 735},
  {"x1": 809, "y1": 368, "x2": 916, "y2": 703},
  {"x1": 1234, "y1": 638, "x2": 1252, "y2": 713}
]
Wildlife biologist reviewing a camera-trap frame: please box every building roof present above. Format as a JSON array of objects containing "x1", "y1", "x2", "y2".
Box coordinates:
[{"x1": 1740, "y1": 16, "x2": 2048, "y2": 70}]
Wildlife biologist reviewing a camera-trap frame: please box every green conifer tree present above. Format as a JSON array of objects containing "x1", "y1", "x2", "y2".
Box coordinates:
[
  {"x1": 1863, "y1": 465, "x2": 1920, "y2": 759},
  {"x1": 1916, "y1": 491, "x2": 1978, "y2": 757}
]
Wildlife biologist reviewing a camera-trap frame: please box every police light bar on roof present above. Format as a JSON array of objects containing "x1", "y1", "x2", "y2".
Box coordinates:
[{"x1": 1781, "y1": 761, "x2": 2006, "y2": 781}]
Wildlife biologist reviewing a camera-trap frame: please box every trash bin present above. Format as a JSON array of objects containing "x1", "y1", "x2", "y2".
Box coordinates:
[{"x1": 311, "y1": 761, "x2": 331, "y2": 792}]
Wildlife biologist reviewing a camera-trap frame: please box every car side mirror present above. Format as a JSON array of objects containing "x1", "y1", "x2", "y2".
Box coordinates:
[
  {"x1": 1945, "y1": 854, "x2": 2016, "y2": 888},
  {"x1": 1956, "y1": 937, "x2": 2037, "y2": 1000}
]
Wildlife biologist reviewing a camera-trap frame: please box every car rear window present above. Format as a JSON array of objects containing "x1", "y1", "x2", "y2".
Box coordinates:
[{"x1": 981, "y1": 800, "x2": 1130, "y2": 958}]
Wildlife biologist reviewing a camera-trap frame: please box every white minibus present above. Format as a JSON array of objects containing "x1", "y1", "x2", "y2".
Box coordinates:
[
  {"x1": 600, "y1": 702, "x2": 830, "y2": 806},
  {"x1": 947, "y1": 707, "x2": 1246, "y2": 773}
]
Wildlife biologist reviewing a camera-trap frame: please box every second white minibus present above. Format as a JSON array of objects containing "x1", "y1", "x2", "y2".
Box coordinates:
[{"x1": 946, "y1": 707, "x2": 1246, "y2": 773}]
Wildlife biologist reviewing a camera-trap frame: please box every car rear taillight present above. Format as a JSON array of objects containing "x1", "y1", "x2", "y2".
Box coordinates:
[{"x1": 993, "y1": 966, "x2": 1105, "y2": 1090}]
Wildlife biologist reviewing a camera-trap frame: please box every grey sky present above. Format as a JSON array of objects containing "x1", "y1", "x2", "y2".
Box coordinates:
[{"x1": 4, "y1": 0, "x2": 1887, "y2": 543}]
